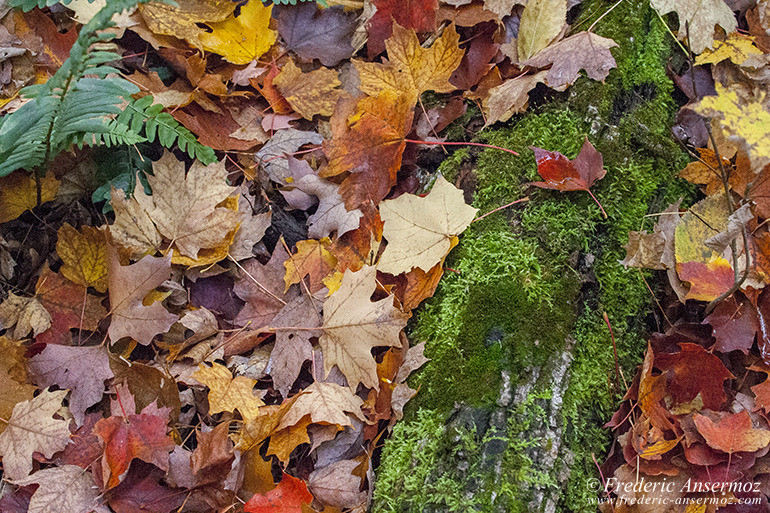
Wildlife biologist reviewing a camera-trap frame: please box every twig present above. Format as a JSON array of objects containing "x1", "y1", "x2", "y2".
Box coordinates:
[{"x1": 472, "y1": 197, "x2": 530, "y2": 223}]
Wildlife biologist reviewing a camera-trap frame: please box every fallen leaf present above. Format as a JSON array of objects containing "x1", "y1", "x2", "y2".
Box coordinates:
[
  {"x1": 56, "y1": 223, "x2": 108, "y2": 293},
  {"x1": 274, "y1": 60, "x2": 346, "y2": 120},
  {"x1": 522, "y1": 31, "x2": 618, "y2": 90},
  {"x1": 190, "y1": 421, "x2": 234, "y2": 478},
  {"x1": 322, "y1": 91, "x2": 415, "y2": 209},
  {"x1": 109, "y1": 186, "x2": 162, "y2": 260},
  {"x1": 140, "y1": 0, "x2": 235, "y2": 50},
  {"x1": 307, "y1": 460, "x2": 367, "y2": 510},
  {"x1": 0, "y1": 337, "x2": 36, "y2": 436},
  {"x1": 704, "y1": 293, "x2": 759, "y2": 354},
  {"x1": 199, "y1": 0, "x2": 276, "y2": 65},
  {"x1": 694, "y1": 410, "x2": 770, "y2": 453},
  {"x1": 650, "y1": 0, "x2": 738, "y2": 54},
  {"x1": 0, "y1": 171, "x2": 59, "y2": 224},
  {"x1": 530, "y1": 136, "x2": 606, "y2": 192},
  {"x1": 132, "y1": 152, "x2": 239, "y2": 260},
  {"x1": 107, "y1": 245, "x2": 178, "y2": 345},
  {"x1": 274, "y1": 3, "x2": 356, "y2": 67},
  {"x1": 293, "y1": 174, "x2": 363, "y2": 239},
  {"x1": 266, "y1": 416, "x2": 312, "y2": 462},
  {"x1": 28, "y1": 344, "x2": 113, "y2": 425},
  {"x1": 320, "y1": 266, "x2": 408, "y2": 389},
  {"x1": 654, "y1": 343, "x2": 733, "y2": 410},
  {"x1": 34, "y1": 268, "x2": 107, "y2": 346},
  {"x1": 234, "y1": 243, "x2": 295, "y2": 329},
  {"x1": 695, "y1": 32, "x2": 763, "y2": 65},
  {"x1": 94, "y1": 413, "x2": 175, "y2": 488},
  {"x1": 517, "y1": 0, "x2": 566, "y2": 62},
  {"x1": 284, "y1": 238, "x2": 337, "y2": 293},
  {"x1": 0, "y1": 292, "x2": 51, "y2": 341},
  {"x1": 0, "y1": 389, "x2": 71, "y2": 480},
  {"x1": 692, "y1": 84, "x2": 770, "y2": 171},
  {"x1": 356, "y1": 23, "x2": 463, "y2": 102},
  {"x1": 11, "y1": 465, "x2": 103, "y2": 513},
  {"x1": 367, "y1": 0, "x2": 439, "y2": 58},
  {"x1": 378, "y1": 175, "x2": 478, "y2": 275},
  {"x1": 106, "y1": 460, "x2": 185, "y2": 513},
  {"x1": 244, "y1": 473, "x2": 313, "y2": 513},
  {"x1": 677, "y1": 258, "x2": 735, "y2": 301},
  {"x1": 639, "y1": 343, "x2": 676, "y2": 432},
  {"x1": 193, "y1": 362, "x2": 263, "y2": 419},
  {"x1": 475, "y1": 71, "x2": 547, "y2": 126},
  {"x1": 277, "y1": 381, "x2": 367, "y2": 430},
  {"x1": 256, "y1": 128, "x2": 324, "y2": 184}
]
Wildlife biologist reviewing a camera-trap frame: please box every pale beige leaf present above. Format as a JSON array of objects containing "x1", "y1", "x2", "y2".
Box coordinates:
[
  {"x1": 478, "y1": 71, "x2": 547, "y2": 126},
  {"x1": 230, "y1": 190, "x2": 271, "y2": 261},
  {"x1": 307, "y1": 460, "x2": 367, "y2": 510},
  {"x1": 650, "y1": 0, "x2": 737, "y2": 53},
  {"x1": 270, "y1": 294, "x2": 323, "y2": 397},
  {"x1": 0, "y1": 389, "x2": 71, "y2": 480},
  {"x1": 109, "y1": 186, "x2": 162, "y2": 260},
  {"x1": 483, "y1": 0, "x2": 523, "y2": 18},
  {"x1": 276, "y1": 381, "x2": 366, "y2": 430},
  {"x1": 517, "y1": 0, "x2": 566, "y2": 62},
  {"x1": 320, "y1": 266, "x2": 408, "y2": 390},
  {"x1": 0, "y1": 293, "x2": 51, "y2": 341},
  {"x1": 377, "y1": 175, "x2": 478, "y2": 275},
  {"x1": 139, "y1": 152, "x2": 239, "y2": 259},
  {"x1": 13, "y1": 465, "x2": 105, "y2": 513},
  {"x1": 107, "y1": 244, "x2": 178, "y2": 345}
]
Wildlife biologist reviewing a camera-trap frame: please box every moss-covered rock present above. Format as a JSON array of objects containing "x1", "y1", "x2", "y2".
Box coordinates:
[{"x1": 372, "y1": 1, "x2": 697, "y2": 512}]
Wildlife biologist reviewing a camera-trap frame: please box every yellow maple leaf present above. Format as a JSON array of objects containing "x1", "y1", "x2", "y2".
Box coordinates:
[
  {"x1": 140, "y1": 0, "x2": 235, "y2": 49},
  {"x1": 274, "y1": 60, "x2": 347, "y2": 120},
  {"x1": 693, "y1": 84, "x2": 770, "y2": 171},
  {"x1": 200, "y1": 0, "x2": 276, "y2": 65},
  {"x1": 193, "y1": 362, "x2": 264, "y2": 419},
  {"x1": 56, "y1": 223, "x2": 108, "y2": 293},
  {"x1": 695, "y1": 33, "x2": 762, "y2": 66},
  {"x1": 354, "y1": 23, "x2": 464, "y2": 103},
  {"x1": 284, "y1": 238, "x2": 337, "y2": 292},
  {"x1": 0, "y1": 172, "x2": 59, "y2": 224},
  {"x1": 377, "y1": 175, "x2": 478, "y2": 275}
]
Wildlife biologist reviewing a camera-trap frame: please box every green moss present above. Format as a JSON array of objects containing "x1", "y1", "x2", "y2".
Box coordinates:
[{"x1": 374, "y1": 0, "x2": 699, "y2": 510}]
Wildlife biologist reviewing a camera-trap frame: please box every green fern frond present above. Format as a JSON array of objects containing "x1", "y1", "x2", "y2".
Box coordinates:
[{"x1": 8, "y1": 0, "x2": 75, "y2": 12}]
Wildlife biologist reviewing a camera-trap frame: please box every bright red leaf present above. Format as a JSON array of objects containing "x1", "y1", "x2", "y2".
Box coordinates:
[
  {"x1": 244, "y1": 473, "x2": 313, "y2": 513},
  {"x1": 367, "y1": 0, "x2": 438, "y2": 58}
]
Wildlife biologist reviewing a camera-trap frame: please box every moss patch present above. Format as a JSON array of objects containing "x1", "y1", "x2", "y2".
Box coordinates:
[{"x1": 373, "y1": 0, "x2": 698, "y2": 511}]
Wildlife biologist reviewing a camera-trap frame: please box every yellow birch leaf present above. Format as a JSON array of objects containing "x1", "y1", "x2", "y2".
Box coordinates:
[
  {"x1": 193, "y1": 362, "x2": 264, "y2": 419},
  {"x1": 0, "y1": 172, "x2": 59, "y2": 224},
  {"x1": 354, "y1": 23, "x2": 464, "y2": 103},
  {"x1": 56, "y1": 223, "x2": 108, "y2": 293},
  {"x1": 377, "y1": 175, "x2": 478, "y2": 275},
  {"x1": 692, "y1": 84, "x2": 770, "y2": 171},
  {"x1": 274, "y1": 60, "x2": 347, "y2": 120},
  {"x1": 517, "y1": 0, "x2": 566, "y2": 62},
  {"x1": 200, "y1": 0, "x2": 276, "y2": 65},
  {"x1": 140, "y1": 0, "x2": 235, "y2": 49},
  {"x1": 695, "y1": 33, "x2": 763, "y2": 66}
]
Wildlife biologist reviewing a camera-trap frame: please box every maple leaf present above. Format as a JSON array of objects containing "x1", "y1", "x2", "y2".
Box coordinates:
[
  {"x1": 377, "y1": 175, "x2": 478, "y2": 275},
  {"x1": 0, "y1": 389, "x2": 71, "y2": 480},
  {"x1": 284, "y1": 238, "x2": 337, "y2": 293},
  {"x1": 244, "y1": 473, "x2": 313, "y2": 513},
  {"x1": 293, "y1": 173, "x2": 363, "y2": 239},
  {"x1": 522, "y1": 31, "x2": 618, "y2": 90},
  {"x1": 650, "y1": 0, "x2": 737, "y2": 54},
  {"x1": 320, "y1": 266, "x2": 408, "y2": 389},
  {"x1": 94, "y1": 413, "x2": 176, "y2": 488},
  {"x1": 277, "y1": 381, "x2": 367, "y2": 431},
  {"x1": 274, "y1": 3, "x2": 356, "y2": 67},
  {"x1": 694, "y1": 411, "x2": 770, "y2": 453},
  {"x1": 0, "y1": 337, "x2": 36, "y2": 436},
  {"x1": 475, "y1": 71, "x2": 547, "y2": 127},
  {"x1": 106, "y1": 460, "x2": 185, "y2": 513},
  {"x1": 139, "y1": 0, "x2": 236, "y2": 50},
  {"x1": 35, "y1": 267, "x2": 107, "y2": 345},
  {"x1": 199, "y1": 0, "x2": 276, "y2": 65},
  {"x1": 108, "y1": 186, "x2": 162, "y2": 260},
  {"x1": 367, "y1": 0, "x2": 439, "y2": 58},
  {"x1": 56, "y1": 223, "x2": 108, "y2": 293},
  {"x1": 356, "y1": 23, "x2": 464, "y2": 102},
  {"x1": 517, "y1": 0, "x2": 566, "y2": 62},
  {"x1": 132, "y1": 152, "x2": 240, "y2": 260},
  {"x1": 190, "y1": 421, "x2": 234, "y2": 479},
  {"x1": 193, "y1": 362, "x2": 264, "y2": 419},
  {"x1": 0, "y1": 169, "x2": 58, "y2": 224},
  {"x1": 307, "y1": 460, "x2": 367, "y2": 510},
  {"x1": 693, "y1": 84, "x2": 770, "y2": 171},
  {"x1": 274, "y1": 60, "x2": 347, "y2": 120},
  {"x1": 638, "y1": 343, "x2": 675, "y2": 432},
  {"x1": 677, "y1": 259, "x2": 735, "y2": 301},
  {"x1": 322, "y1": 91, "x2": 415, "y2": 209},
  {"x1": 654, "y1": 343, "x2": 733, "y2": 410},
  {"x1": 529, "y1": 136, "x2": 608, "y2": 217},
  {"x1": 234, "y1": 243, "x2": 295, "y2": 329},
  {"x1": 29, "y1": 344, "x2": 114, "y2": 426},
  {"x1": 256, "y1": 128, "x2": 324, "y2": 184},
  {"x1": 704, "y1": 293, "x2": 759, "y2": 354},
  {"x1": 0, "y1": 292, "x2": 51, "y2": 340},
  {"x1": 270, "y1": 294, "x2": 323, "y2": 398},
  {"x1": 107, "y1": 245, "x2": 178, "y2": 345},
  {"x1": 11, "y1": 465, "x2": 103, "y2": 513},
  {"x1": 695, "y1": 32, "x2": 763, "y2": 66}
]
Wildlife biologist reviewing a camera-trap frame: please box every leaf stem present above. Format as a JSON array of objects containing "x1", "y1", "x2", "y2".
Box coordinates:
[
  {"x1": 403, "y1": 139, "x2": 519, "y2": 156},
  {"x1": 586, "y1": 188, "x2": 608, "y2": 218},
  {"x1": 473, "y1": 197, "x2": 530, "y2": 223}
]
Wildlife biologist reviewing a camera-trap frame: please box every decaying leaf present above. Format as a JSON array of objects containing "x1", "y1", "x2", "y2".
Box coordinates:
[
  {"x1": 0, "y1": 292, "x2": 51, "y2": 341},
  {"x1": 650, "y1": 0, "x2": 737, "y2": 53}
]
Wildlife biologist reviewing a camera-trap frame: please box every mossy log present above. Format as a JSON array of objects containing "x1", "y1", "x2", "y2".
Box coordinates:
[{"x1": 372, "y1": 1, "x2": 697, "y2": 512}]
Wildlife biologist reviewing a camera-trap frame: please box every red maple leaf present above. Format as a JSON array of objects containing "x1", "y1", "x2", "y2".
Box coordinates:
[
  {"x1": 654, "y1": 343, "x2": 734, "y2": 410},
  {"x1": 367, "y1": 0, "x2": 438, "y2": 58},
  {"x1": 529, "y1": 136, "x2": 607, "y2": 217},
  {"x1": 244, "y1": 473, "x2": 313, "y2": 513}
]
